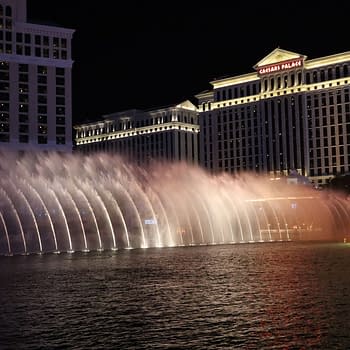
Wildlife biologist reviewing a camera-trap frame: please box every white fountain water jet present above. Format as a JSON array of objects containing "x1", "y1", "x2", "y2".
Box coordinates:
[
  {"x1": 15, "y1": 185, "x2": 43, "y2": 253},
  {"x1": 184, "y1": 194, "x2": 202, "y2": 245},
  {"x1": 189, "y1": 188, "x2": 215, "y2": 244},
  {"x1": 214, "y1": 193, "x2": 232, "y2": 244},
  {"x1": 122, "y1": 164, "x2": 162, "y2": 248},
  {"x1": 217, "y1": 179, "x2": 236, "y2": 243},
  {"x1": 147, "y1": 188, "x2": 174, "y2": 247},
  {"x1": 0, "y1": 211, "x2": 11, "y2": 255},
  {"x1": 0, "y1": 152, "x2": 348, "y2": 256},
  {"x1": 140, "y1": 189, "x2": 163, "y2": 248},
  {"x1": 329, "y1": 201, "x2": 347, "y2": 236},
  {"x1": 73, "y1": 182, "x2": 103, "y2": 251},
  {"x1": 247, "y1": 201, "x2": 264, "y2": 242},
  {"x1": 220, "y1": 190, "x2": 244, "y2": 242},
  {"x1": 102, "y1": 177, "x2": 131, "y2": 249},
  {"x1": 170, "y1": 189, "x2": 195, "y2": 245},
  {"x1": 139, "y1": 200, "x2": 161, "y2": 247},
  {"x1": 186, "y1": 202, "x2": 199, "y2": 246},
  {"x1": 103, "y1": 186, "x2": 129, "y2": 249},
  {"x1": 138, "y1": 168, "x2": 174, "y2": 247},
  {"x1": 26, "y1": 181, "x2": 58, "y2": 252},
  {"x1": 80, "y1": 159, "x2": 119, "y2": 250},
  {"x1": 202, "y1": 190, "x2": 224, "y2": 244},
  {"x1": 117, "y1": 183, "x2": 146, "y2": 248},
  {"x1": 251, "y1": 200, "x2": 272, "y2": 241},
  {"x1": 242, "y1": 200, "x2": 254, "y2": 242},
  {"x1": 92, "y1": 184, "x2": 117, "y2": 250},
  {"x1": 172, "y1": 191, "x2": 200, "y2": 245},
  {"x1": 158, "y1": 190, "x2": 183, "y2": 246},
  {"x1": 270, "y1": 200, "x2": 288, "y2": 242},
  {"x1": 217, "y1": 190, "x2": 235, "y2": 243},
  {"x1": 283, "y1": 201, "x2": 292, "y2": 241},
  {"x1": 48, "y1": 187, "x2": 73, "y2": 253},
  {"x1": 148, "y1": 162, "x2": 196, "y2": 246},
  {"x1": 106, "y1": 182, "x2": 138, "y2": 249},
  {"x1": 201, "y1": 177, "x2": 227, "y2": 243},
  {"x1": 218, "y1": 176, "x2": 248, "y2": 242},
  {"x1": 334, "y1": 197, "x2": 350, "y2": 229},
  {"x1": 64, "y1": 187, "x2": 89, "y2": 252},
  {"x1": 339, "y1": 197, "x2": 350, "y2": 217},
  {"x1": 263, "y1": 205, "x2": 272, "y2": 241},
  {"x1": 0, "y1": 186, "x2": 27, "y2": 254},
  {"x1": 269, "y1": 201, "x2": 283, "y2": 241}
]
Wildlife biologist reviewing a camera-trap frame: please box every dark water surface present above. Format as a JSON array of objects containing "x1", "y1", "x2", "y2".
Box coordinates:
[{"x1": 1, "y1": 241, "x2": 350, "y2": 349}]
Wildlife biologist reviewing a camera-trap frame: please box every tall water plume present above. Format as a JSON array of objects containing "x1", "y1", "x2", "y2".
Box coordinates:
[{"x1": 0, "y1": 151, "x2": 348, "y2": 255}]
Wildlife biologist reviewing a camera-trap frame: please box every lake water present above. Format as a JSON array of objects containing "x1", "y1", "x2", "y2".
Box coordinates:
[{"x1": 1, "y1": 241, "x2": 350, "y2": 349}]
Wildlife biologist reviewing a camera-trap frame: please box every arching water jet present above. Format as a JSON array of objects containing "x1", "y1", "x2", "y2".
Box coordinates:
[{"x1": 0, "y1": 152, "x2": 348, "y2": 255}]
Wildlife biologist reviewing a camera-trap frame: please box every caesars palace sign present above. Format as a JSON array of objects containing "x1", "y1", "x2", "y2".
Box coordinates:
[{"x1": 258, "y1": 58, "x2": 303, "y2": 75}]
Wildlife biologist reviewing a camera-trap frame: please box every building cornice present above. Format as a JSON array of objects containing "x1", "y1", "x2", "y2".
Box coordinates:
[
  {"x1": 305, "y1": 51, "x2": 350, "y2": 69},
  {"x1": 210, "y1": 72, "x2": 258, "y2": 89},
  {"x1": 209, "y1": 50, "x2": 350, "y2": 90},
  {"x1": 195, "y1": 90, "x2": 213, "y2": 99},
  {"x1": 207, "y1": 77, "x2": 350, "y2": 111},
  {"x1": 0, "y1": 53, "x2": 74, "y2": 68},
  {"x1": 75, "y1": 122, "x2": 200, "y2": 145},
  {"x1": 16, "y1": 22, "x2": 75, "y2": 37}
]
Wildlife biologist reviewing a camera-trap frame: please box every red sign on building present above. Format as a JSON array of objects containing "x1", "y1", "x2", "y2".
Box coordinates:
[{"x1": 258, "y1": 58, "x2": 303, "y2": 75}]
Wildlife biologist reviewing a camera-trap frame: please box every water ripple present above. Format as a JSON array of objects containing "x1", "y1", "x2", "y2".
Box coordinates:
[{"x1": 0, "y1": 242, "x2": 350, "y2": 349}]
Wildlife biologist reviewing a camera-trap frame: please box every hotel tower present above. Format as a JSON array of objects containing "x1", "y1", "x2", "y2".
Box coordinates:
[
  {"x1": 196, "y1": 48, "x2": 350, "y2": 186},
  {"x1": 0, "y1": 0, "x2": 74, "y2": 152}
]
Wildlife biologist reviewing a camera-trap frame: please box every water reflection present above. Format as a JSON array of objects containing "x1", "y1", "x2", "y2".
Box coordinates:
[{"x1": 1, "y1": 242, "x2": 350, "y2": 349}]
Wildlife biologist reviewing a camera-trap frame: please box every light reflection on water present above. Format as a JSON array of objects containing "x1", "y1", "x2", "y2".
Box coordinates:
[{"x1": 0, "y1": 241, "x2": 350, "y2": 349}]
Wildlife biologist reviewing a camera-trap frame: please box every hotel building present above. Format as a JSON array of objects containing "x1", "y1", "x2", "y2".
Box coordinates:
[
  {"x1": 196, "y1": 48, "x2": 350, "y2": 186},
  {"x1": 0, "y1": 0, "x2": 74, "y2": 152},
  {"x1": 74, "y1": 100, "x2": 199, "y2": 165}
]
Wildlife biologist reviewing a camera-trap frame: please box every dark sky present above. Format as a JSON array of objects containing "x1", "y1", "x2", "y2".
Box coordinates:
[{"x1": 27, "y1": 1, "x2": 350, "y2": 124}]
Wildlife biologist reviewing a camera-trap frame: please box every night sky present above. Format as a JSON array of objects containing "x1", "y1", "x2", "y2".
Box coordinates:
[{"x1": 27, "y1": 1, "x2": 350, "y2": 125}]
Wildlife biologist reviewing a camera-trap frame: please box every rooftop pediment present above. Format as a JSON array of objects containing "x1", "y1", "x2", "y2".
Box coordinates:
[
  {"x1": 175, "y1": 100, "x2": 197, "y2": 111},
  {"x1": 254, "y1": 48, "x2": 306, "y2": 69}
]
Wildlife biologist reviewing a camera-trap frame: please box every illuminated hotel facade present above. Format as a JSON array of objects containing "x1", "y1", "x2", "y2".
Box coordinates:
[
  {"x1": 0, "y1": 0, "x2": 74, "y2": 152},
  {"x1": 74, "y1": 100, "x2": 199, "y2": 165},
  {"x1": 196, "y1": 48, "x2": 350, "y2": 186}
]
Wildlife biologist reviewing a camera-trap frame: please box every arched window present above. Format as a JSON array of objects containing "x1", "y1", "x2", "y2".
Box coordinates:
[
  {"x1": 306, "y1": 72, "x2": 310, "y2": 84},
  {"x1": 252, "y1": 84, "x2": 256, "y2": 95},
  {"x1": 320, "y1": 70, "x2": 325, "y2": 81},
  {"x1": 5, "y1": 6, "x2": 11, "y2": 17},
  {"x1": 344, "y1": 64, "x2": 349, "y2": 77},
  {"x1": 336, "y1": 66, "x2": 340, "y2": 79},
  {"x1": 297, "y1": 72, "x2": 302, "y2": 85},
  {"x1": 328, "y1": 67, "x2": 333, "y2": 80},
  {"x1": 290, "y1": 74, "x2": 295, "y2": 86}
]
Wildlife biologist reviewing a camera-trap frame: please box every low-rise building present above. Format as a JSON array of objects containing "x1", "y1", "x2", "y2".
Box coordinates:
[{"x1": 74, "y1": 100, "x2": 199, "y2": 165}]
